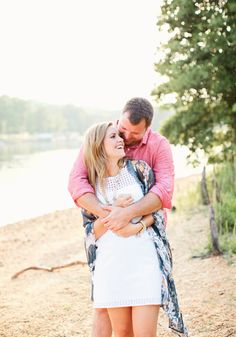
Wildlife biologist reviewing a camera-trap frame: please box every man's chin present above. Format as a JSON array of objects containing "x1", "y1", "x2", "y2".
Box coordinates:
[{"x1": 125, "y1": 140, "x2": 138, "y2": 147}]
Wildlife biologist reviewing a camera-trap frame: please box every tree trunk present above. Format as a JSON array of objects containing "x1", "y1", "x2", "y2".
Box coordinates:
[
  {"x1": 234, "y1": 156, "x2": 236, "y2": 191},
  {"x1": 201, "y1": 166, "x2": 209, "y2": 205},
  {"x1": 212, "y1": 176, "x2": 221, "y2": 203},
  {"x1": 233, "y1": 113, "x2": 236, "y2": 190},
  {"x1": 201, "y1": 166, "x2": 222, "y2": 255}
]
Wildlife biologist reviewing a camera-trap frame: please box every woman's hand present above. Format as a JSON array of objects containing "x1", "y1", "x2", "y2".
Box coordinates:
[
  {"x1": 113, "y1": 194, "x2": 133, "y2": 207},
  {"x1": 115, "y1": 222, "x2": 142, "y2": 237}
]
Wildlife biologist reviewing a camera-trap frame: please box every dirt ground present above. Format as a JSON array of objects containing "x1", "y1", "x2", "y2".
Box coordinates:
[{"x1": 0, "y1": 177, "x2": 235, "y2": 337}]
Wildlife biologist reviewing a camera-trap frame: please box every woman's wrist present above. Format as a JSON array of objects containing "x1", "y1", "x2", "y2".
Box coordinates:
[
  {"x1": 135, "y1": 222, "x2": 142, "y2": 234},
  {"x1": 136, "y1": 219, "x2": 147, "y2": 235}
]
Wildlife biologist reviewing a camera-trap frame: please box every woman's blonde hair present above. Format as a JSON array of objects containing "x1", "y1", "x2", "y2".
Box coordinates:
[{"x1": 83, "y1": 121, "x2": 124, "y2": 189}]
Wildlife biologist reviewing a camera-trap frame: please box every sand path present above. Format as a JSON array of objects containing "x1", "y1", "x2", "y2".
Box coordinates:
[{"x1": 0, "y1": 191, "x2": 235, "y2": 337}]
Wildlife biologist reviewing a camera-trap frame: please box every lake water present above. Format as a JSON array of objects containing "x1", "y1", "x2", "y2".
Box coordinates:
[{"x1": 0, "y1": 141, "x2": 202, "y2": 227}]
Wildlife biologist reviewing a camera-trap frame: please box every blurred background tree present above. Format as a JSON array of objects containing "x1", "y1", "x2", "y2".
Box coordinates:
[
  {"x1": 0, "y1": 95, "x2": 172, "y2": 136},
  {"x1": 0, "y1": 95, "x2": 120, "y2": 135},
  {"x1": 152, "y1": 0, "x2": 236, "y2": 254},
  {"x1": 152, "y1": 0, "x2": 236, "y2": 166}
]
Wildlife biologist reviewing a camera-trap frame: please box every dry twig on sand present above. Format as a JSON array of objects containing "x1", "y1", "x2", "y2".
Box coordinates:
[{"x1": 11, "y1": 260, "x2": 87, "y2": 279}]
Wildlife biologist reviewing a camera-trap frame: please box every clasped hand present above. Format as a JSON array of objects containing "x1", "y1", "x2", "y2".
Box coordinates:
[{"x1": 100, "y1": 194, "x2": 134, "y2": 234}]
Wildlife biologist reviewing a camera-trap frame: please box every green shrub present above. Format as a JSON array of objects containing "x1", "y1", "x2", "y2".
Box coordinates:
[
  {"x1": 207, "y1": 162, "x2": 236, "y2": 254},
  {"x1": 212, "y1": 163, "x2": 236, "y2": 235},
  {"x1": 215, "y1": 193, "x2": 236, "y2": 234},
  {"x1": 220, "y1": 234, "x2": 236, "y2": 254}
]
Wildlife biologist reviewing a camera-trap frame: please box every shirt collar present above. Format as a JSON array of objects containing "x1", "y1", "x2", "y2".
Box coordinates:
[{"x1": 141, "y1": 127, "x2": 151, "y2": 145}]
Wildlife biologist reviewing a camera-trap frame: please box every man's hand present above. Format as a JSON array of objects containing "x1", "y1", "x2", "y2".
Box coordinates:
[{"x1": 100, "y1": 205, "x2": 132, "y2": 231}]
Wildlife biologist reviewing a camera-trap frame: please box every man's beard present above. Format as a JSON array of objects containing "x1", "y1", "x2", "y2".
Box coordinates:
[{"x1": 124, "y1": 139, "x2": 141, "y2": 147}]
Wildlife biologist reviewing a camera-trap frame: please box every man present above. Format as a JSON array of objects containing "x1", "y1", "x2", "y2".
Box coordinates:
[{"x1": 68, "y1": 97, "x2": 174, "y2": 337}]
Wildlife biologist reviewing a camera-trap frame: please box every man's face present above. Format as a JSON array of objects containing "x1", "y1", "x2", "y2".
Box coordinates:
[{"x1": 117, "y1": 112, "x2": 147, "y2": 146}]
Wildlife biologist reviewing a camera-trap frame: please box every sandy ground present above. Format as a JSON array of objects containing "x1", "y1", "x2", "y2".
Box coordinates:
[{"x1": 0, "y1": 177, "x2": 236, "y2": 337}]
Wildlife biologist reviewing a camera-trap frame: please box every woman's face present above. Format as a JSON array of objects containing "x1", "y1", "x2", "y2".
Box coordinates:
[{"x1": 103, "y1": 125, "x2": 125, "y2": 160}]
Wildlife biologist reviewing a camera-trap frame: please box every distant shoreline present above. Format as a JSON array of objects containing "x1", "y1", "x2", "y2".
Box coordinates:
[
  {"x1": 0, "y1": 132, "x2": 83, "y2": 143},
  {"x1": 0, "y1": 173, "x2": 201, "y2": 230}
]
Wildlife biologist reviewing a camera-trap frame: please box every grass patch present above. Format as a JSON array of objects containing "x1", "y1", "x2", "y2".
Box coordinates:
[
  {"x1": 220, "y1": 234, "x2": 236, "y2": 254},
  {"x1": 174, "y1": 174, "x2": 202, "y2": 211},
  {"x1": 174, "y1": 165, "x2": 236, "y2": 255},
  {"x1": 210, "y1": 163, "x2": 236, "y2": 254}
]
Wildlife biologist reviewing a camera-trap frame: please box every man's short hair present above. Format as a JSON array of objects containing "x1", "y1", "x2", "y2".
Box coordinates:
[{"x1": 122, "y1": 97, "x2": 154, "y2": 127}]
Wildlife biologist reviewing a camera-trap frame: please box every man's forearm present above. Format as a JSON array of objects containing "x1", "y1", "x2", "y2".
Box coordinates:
[
  {"x1": 125, "y1": 192, "x2": 162, "y2": 219},
  {"x1": 76, "y1": 193, "x2": 109, "y2": 218}
]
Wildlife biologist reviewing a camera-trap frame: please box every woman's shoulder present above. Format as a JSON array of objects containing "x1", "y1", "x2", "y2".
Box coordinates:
[{"x1": 126, "y1": 159, "x2": 155, "y2": 190}]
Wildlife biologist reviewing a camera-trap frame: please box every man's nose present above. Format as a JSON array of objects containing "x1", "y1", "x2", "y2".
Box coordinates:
[{"x1": 122, "y1": 131, "x2": 130, "y2": 140}]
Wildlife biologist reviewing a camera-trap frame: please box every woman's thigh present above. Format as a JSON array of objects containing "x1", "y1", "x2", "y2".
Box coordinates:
[
  {"x1": 107, "y1": 307, "x2": 133, "y2": 337},
  {"x1": 132, "y1": 305, "x2": 160, "y2": 337}
]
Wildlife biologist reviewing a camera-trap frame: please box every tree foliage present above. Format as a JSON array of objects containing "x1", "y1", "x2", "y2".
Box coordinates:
[
  {"x1": 0, "y1": 96, "x2": 172, "y2": 136},
  {"x1": 152, "y1": 0, "x2": 236, "y2": 164},
  {"x1": 0, "y1": 96, "x2": 119, "y2": 135}
]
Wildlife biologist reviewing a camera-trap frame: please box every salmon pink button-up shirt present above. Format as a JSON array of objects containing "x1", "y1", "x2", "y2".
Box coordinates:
[{"x1": 68, "y1": 128, "x2": 174, "y2": 210}]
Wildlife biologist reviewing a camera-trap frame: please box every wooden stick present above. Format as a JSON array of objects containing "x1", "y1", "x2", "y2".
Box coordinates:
[
  {"x1": 201, "y1": 166, "x2": 222, "y2": 255},
  {"x1": 11, "y1": 260, "x2": 87, "y2": 279}
]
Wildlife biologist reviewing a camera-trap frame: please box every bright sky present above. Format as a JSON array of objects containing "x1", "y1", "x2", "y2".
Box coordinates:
[{"x1": 0, "y1": 0, "x2": 164, "y2": 110}]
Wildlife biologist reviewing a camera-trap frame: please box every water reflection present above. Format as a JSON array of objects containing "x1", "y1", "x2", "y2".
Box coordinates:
[{"x1": 0, "y1": 138, "x2": 81, "y2": 170}]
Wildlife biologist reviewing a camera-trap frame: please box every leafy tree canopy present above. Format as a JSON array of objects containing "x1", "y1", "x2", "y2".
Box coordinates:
[{"x1": 152, "y1": 0, "x2": 236, "y2": 164}]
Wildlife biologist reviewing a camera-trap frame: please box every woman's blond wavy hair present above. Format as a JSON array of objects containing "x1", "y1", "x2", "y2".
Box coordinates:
[{"x1": 83, "y1": 122, "x2": 124, "y2": 189}]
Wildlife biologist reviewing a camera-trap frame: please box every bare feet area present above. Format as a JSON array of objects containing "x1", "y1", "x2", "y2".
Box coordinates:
[{"x1": 0, "y1": 176, "x2": 235, "y2": 337}]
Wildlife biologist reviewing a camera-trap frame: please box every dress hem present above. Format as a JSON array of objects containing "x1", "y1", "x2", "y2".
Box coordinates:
[{"x1": 94, "y1": 298, "x2": 162, "y2": 308}]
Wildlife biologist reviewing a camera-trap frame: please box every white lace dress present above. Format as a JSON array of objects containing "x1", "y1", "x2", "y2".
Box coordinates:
[{"x1": 93, "y1": 165, "x2": 162, "y2": 308}]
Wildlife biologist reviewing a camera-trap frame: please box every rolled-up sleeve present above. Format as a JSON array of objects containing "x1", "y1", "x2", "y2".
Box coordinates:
[
  {"x1": 150, "y1": 138, "x2": 174, "y2": 209},
  {"x1": 68, "y1": 147, "x2": 95, "y2": 206}
]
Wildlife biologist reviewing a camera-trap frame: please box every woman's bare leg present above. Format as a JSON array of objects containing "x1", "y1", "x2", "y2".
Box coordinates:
[
  {"x1": 107, "y1": 307, "x2": 134, "y2": 337},
  {"x1": 132, "y1": 305, "x2": 160, "y2": 337},
  {"x1": 92, "y1": 308, "x2": 112, "y2": 337}
]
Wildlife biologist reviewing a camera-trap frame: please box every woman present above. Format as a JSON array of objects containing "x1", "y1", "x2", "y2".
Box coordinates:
[{"x1": 82, "y1": 122, "x2": 188, "y2": 337}]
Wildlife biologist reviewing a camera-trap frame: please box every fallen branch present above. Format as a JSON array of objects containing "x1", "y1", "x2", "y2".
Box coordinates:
[
  {"x1": 191, "y1": 253, "x2": 212, "y2": 259},
  {"x1": 11, "y1": 260, "x2": 87, "y2": 279}
]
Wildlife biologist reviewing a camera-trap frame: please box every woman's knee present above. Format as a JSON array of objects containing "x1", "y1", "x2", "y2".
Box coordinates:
[
  {"x1": 134, "y1": 325, "x2": 157, "y2": 337},
  {"x1": 134, "y1": 331, "x2": 155, "y2": 337},
  {"x1": 114, "y1": 326, "x2": 133, "y2": 337}
]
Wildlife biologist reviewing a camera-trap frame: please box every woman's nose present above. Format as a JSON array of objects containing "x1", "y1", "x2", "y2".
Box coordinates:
[{"x1": 117, "y1": 134, "x2": 124, "y2": 142}]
